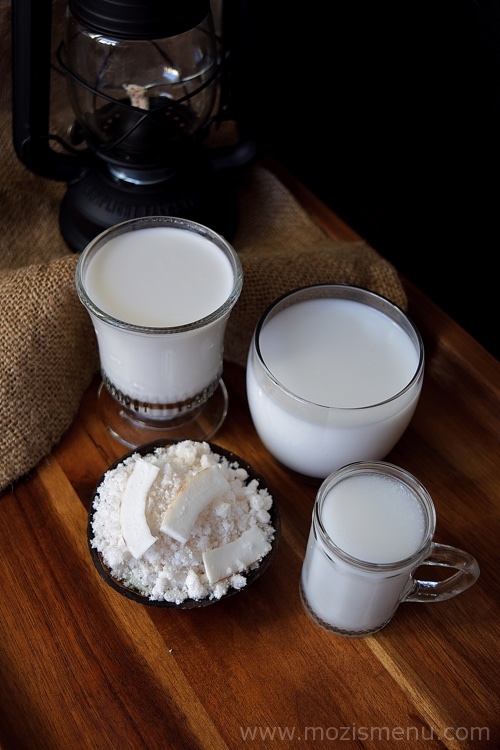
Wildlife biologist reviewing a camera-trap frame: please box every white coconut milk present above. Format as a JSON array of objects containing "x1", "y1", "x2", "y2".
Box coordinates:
[
  {"x1": 301, "y1": 472, "x2": 428, "y2": 634},
  {"x1": 81, "y1": 225, "x2": 237, "y2": 412},
  {"x1": 246, "y1": 296, "x2": 422, "y2": 478}
]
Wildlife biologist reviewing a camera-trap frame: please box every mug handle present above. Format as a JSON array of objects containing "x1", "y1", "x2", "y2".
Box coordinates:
[{"x1": 403, "y1": 543, "x2": 480, "y2": 603}]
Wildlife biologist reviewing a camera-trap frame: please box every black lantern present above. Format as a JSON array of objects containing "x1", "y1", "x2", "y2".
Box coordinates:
[{"x1": 12, "y1": 0, "x2": 257, "y2": 252}]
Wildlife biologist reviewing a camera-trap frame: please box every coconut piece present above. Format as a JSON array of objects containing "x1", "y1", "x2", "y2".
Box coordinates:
[
  {"x1": 160, "y1": 465, "x2": 231, "y2": 544},
  {"x1": 203, "y1": 525, "x2": 271, "y2": 584},
  {"x1": 119, "y1": 457, "x2": 159, "y2": 558}
]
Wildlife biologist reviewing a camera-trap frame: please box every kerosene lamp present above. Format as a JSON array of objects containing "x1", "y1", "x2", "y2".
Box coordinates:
[{"x1": 12, "y1": 0, "x2": 256, "y2": 252}]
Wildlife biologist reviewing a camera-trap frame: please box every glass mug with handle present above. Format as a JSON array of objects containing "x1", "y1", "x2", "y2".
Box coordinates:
[{"x1": 300, "y1": 461, "x2": 480, "y2": 637}]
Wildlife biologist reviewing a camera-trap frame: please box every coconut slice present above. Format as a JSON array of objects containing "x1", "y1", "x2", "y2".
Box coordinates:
[
  {"x1": 203, "y1": 525, "x2": 272, "y2": 584},
  {"x1": 120, "y1": 457, "x2": 159, "y2": 559},
  {"x1": 160, "y1": 465, "x2": 231, "y2": 544}
]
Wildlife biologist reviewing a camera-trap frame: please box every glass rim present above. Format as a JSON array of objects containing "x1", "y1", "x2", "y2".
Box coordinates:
[
  {"x1": 75, "y1": 215, "x2": 243, "y2": 334},
  {"x1": 253, "y1": 283, "x2": 424, "y2": 413},
  {"x1": 314, "y1": 460, "x2": 436, "y2": 571}
]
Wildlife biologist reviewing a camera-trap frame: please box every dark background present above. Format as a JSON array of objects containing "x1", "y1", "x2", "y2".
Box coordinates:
[{"x1": 249, "y1": 1, "x2": 499, "y2": 360}]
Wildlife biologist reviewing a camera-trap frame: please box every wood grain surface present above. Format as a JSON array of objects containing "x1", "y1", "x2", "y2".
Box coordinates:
[{"x1": 0, "y1": 167, "x2": 498, "y2": 750}]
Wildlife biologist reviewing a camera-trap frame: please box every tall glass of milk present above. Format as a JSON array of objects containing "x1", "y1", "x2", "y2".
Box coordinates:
[
  {"x1": 300, "y1": 461, "x2": 480, "y2": 637},
  {"x1": 246, "y1": 284, "x2": 424, "y2": 480},
  {"x1": 76, "y1": 216, "x2": 242, "y2": 447}
]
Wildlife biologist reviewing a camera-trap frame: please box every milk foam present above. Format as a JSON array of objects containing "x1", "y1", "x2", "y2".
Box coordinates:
[
  {"x1": 322, "y1": 473, "x2": 426, "y2": 563},
  {"x1": 258, "y1": 298, "x2": 418, "y2": 408},
  {"x1": 84, "y1": 226, "x2": 235, "y2": 327}
]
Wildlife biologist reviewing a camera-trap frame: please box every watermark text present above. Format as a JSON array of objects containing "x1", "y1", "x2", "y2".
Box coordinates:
[{"x1": 240, "y1": 723, "x2": 491, "y2": 743}]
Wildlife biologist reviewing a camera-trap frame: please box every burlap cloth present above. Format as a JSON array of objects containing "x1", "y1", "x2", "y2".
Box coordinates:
[{"x1": 0, "y1": 5, "x2": 406, "y2": 490}]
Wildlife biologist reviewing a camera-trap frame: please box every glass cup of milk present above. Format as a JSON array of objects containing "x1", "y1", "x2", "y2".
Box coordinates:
[
  {"x1": 75, "y1": 216, "x2": 242, "y2": 447},
  {"x1": 300, "y1": 461, "x2": 480, "y2": 637},
  {"x1": 246, "y1": 284, "x2": 424, "y2": 480}
]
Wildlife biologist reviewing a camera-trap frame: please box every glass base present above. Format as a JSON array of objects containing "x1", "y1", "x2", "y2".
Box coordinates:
[
  {"x1": 97, "y1": 379, "x2": 229, "y2": 448},
  {"x1": 299, "y1": 581, "x2": 391, "y2": 638}
]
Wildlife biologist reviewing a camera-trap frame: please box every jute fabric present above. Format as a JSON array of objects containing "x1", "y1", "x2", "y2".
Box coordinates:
[{"x1": 0, "y1": 4, "x2": 406, "y2": 490}]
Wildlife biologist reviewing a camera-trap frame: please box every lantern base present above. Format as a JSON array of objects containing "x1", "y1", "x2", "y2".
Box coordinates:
[{"x1": 59, "y1": 160, "x2": 239, "y2": 253}]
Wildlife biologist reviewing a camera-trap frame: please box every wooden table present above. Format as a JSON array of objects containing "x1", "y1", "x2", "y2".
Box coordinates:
[{"x1": 1, "y1": 170, "x2": 499, "y2": 750}]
